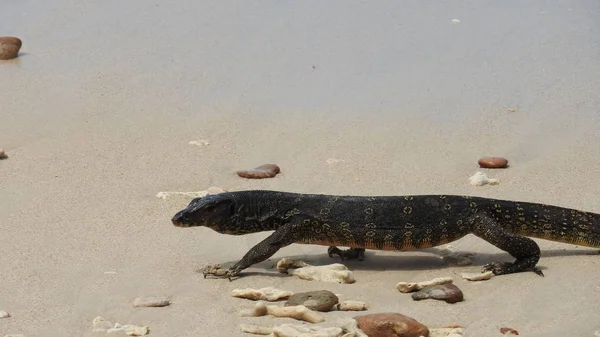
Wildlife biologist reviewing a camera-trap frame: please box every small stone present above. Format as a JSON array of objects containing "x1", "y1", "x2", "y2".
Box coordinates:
[
  {"x1": 451, "y1": 19, "x2": 460, "y2": 24},
  {"x1": 461, "y1": 271, "x2": 494, "y2": 281},
  {"x1": 508, "y1": 108, "x2": 517, "y2": 113},
  {"x1": 478, "y1": 157, "x2": 509, "y2": 168},
  {"x1": 133, "y1": 296, "x2": 170, "y2": 307},
  {"x1": 0, "y1": 310, "x2": 9, "y2": 318},
  {"x1": 354, "y1": 313, "x2": 429, "y2": 337},
  {"x1": 0, "y1": 149, "x2": 7, "y2": 159},
  {"x1": 500, "y1": 327, "x2": 519, "y2": 335},
  {"x1": 0, "y1": 37, "x2": 22, "y2": 60},
  {"x1": 237, "y1": 164, "x2": 280, "y2": 179},
  {"x1": 411, "y1": 284, "x2": 464, "y2": 303},
  {"x1": 285, "y1": 290, "x2": 339, "y2": 312}
]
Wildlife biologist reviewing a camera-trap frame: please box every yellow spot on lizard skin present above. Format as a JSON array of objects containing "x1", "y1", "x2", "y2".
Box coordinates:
[
  {"x1": 365, "y1": 223, "x2": 376, "y2": 229},
  {"x1": 405, "y1": 223, "x2": 414, "y2": 229},
  {"x1": 320, "y1": 208, "x2": 330, "y2": 215},
  {"x1": 444, "y1": 204, "x2": 452, "y2": 210},
  {"x1": 365, "y1": 230, "x2": 376, "y2": 237},
  {"x1": 403, "y1": 206, "x2": 412, "y2": 214},
  {"x1": 339, "y1": 222, "x2": 350, "y2": 229},
  {"x1": 364, "y1": 208, "x2": 373, "y2": 215},
  {"x1": 404, "y1": 196, "x2": 414, "y2": 200},
  {"x1": 440, "y1": 219, "x2": 448, "y2": 225},
  {"x1": 285, "y1": 208, "x2": 301, "y2": 218},
  {"x1": 303, "y1": 219, "x2": 311, "y2": 225}
]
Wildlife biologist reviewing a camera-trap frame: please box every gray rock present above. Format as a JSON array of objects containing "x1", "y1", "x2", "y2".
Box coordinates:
[
  {"x1": 411, "y1": 283, "x2": 464, "y2": 303},
  {"x1": 284, "y1": 290, "x2": 339, "y2": 312}
]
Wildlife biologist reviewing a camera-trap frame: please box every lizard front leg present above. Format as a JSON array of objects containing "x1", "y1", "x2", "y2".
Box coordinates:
[
  {"x1": 472, "y1": 214, "x2": 543, "y2": 276},
  {"x1": 201, "y1": 221, "x2": 305, "y2": 281}
]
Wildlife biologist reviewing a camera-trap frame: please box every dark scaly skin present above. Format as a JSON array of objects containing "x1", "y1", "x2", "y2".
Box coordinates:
[{"x1": 171, "y1": 190, "x2": 600, "y2": 280}]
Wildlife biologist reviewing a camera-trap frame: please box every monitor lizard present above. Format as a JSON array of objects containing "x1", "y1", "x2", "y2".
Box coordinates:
[{"x1": 171, "y1": 190, "x2": 600, "y2": 280}]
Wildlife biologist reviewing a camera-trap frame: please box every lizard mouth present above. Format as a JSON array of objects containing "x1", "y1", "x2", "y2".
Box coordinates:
[{"x1": 171, "y1": 212, "x2": 190, "y2": 227}]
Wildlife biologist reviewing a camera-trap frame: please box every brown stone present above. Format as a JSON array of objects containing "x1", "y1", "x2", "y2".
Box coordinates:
[
  {"x1": 478, "y1": 157, "x2": 509, "y2": 168},
  {"x1": 0, "y1": 149, "x2": 7, "y2": 159},
  {"x1": 411, "y1": 283, "x2": 464, "y2": 304},
  {"x1": 237, "y1": 163, "x2": 280, "y2": 179},
  {"x1": 500, "y1": 327, "x2": 519, "y2": 335},
  {"x1": 0, "y1": 37, "x2": 22, "y2": 60},
  {"x1": 285, "y1": 290, "x2": 339, "y2": 312},
  {"x1": 354, "y1": 313, "x2": 429, "y2": 337}
]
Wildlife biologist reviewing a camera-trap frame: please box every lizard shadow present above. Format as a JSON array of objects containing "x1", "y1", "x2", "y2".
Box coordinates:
[{"x1": 235, "y1": 247, "x2": 599, "y2": 275}]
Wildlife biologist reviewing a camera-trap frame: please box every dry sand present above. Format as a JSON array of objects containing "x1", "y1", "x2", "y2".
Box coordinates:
[{"x1": 2, "y1": 1, "x2": 600, "y2": 336}]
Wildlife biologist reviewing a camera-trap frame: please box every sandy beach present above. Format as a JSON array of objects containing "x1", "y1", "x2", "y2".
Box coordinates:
[{"x1": 2, "y1": 1, "x2": 600, "y2": 336}]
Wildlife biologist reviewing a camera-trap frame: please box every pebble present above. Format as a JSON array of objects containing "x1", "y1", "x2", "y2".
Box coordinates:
[
  {"x1": 237, "y1": 163, "x2": 280, "y2": 179},
  {"x1": 0, "y1": 37, "x2": 22, "y2": 60},
  {"x1": 0, "y1": 149, "x2": 7, "y2": 159},
  {"x1": 500, "y1": 327, "x2": 519, "y2": 335},
  {"x1": 285, "y1": 290, "x2": 339, "y2": 312},
  {"x1": 354, "y1": 313, "x2": 429, "y2": 337},
  {"x1": 411, "y1": 284, "x2": 464, "y2": 304},
  {"x1": 133, "y1": 296, "x2": 170, "y2": 307},
  {"x1": 0, "y1": 310, "x2": 9, "y2": 318},
  {"x1": 478, "y1": 157, "x2": 509, "y2": 168}
]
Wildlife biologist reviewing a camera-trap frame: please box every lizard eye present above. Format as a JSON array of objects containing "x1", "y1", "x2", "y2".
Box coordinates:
[{"x1": 203, "y1": 205, "x2": 216, "y2": 212}]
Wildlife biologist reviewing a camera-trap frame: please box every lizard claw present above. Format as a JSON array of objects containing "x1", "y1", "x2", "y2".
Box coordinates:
[
  {"x1": 197, "y1": 264, "x2": 238, "y2": 281},
  {"x1": 482, "y1": 262, "x2": 544, "y2": 277}
]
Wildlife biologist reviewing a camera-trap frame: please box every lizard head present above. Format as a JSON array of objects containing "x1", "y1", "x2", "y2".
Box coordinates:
[{"x1": 171, "y1": 194, "x2": 235, "y2": 230}]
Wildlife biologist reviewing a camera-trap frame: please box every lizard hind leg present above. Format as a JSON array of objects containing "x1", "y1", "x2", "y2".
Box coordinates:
[
  {"x1": 472, "y1": 214, "x2": 544, "y2": 276},
  {"x1": 327, "y1": 246, "x2": 366, "y2": 261}
]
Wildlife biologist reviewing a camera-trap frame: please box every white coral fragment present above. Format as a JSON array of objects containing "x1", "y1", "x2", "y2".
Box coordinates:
[
  {"x1": 469, "y1": 171, "x2": 499, "y2": 186},
  {"x1": 396, "y1": 276, "x2": 454, "y2": 293},
  {"x1": 232, "y1": 287, "x2": 293, "y2": 301},
  {"x1": 277, "y1": 258, "x2": 355, "y2": 284}
]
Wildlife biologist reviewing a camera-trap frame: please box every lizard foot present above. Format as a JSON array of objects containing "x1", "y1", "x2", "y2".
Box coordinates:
[
  {"x1": 196, "y1": 264, "x2": 239, "y2": 281},
  {"x1": 482, "y1": 262, "x2": 544, "y2": 277},
  {"x1": 327, "y1": 246, "x2": 365, "y2": 261}
]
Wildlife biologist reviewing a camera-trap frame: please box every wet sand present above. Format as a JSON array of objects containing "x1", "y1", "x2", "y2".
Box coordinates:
[{"x1": 1, "y1": 1, "x2": 600, "y2": 336}]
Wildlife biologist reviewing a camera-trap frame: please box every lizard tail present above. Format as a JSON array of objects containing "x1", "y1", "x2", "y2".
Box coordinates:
[{"x1": 513, "y1": 201, "x2": 600, "y2": 248}]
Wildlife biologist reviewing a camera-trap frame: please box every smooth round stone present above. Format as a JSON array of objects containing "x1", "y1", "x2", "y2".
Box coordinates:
[
  {"x1": 478, "y1": 157, "x2": 509, "y2": 168},
  {"x1": 0, "y1": 37, "x2": 22, "y2": 60},
  {"x1": 284, "y1": 290, "x2": 339, "y2": 312},
  {"x1": 411, "y1": 283, "x2": 464, "y2": 303}
]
